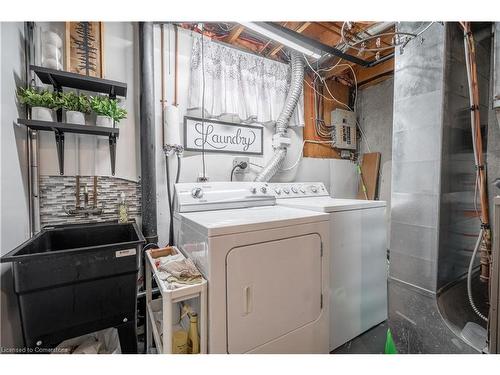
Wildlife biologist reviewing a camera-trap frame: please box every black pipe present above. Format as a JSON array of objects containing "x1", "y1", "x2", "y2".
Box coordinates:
[
  {"x1": 139, "y1": 22, "x2": 158, "y2": 245},
  {"x1": 262, "y1": 22, "x2": 370, "y2": 67}
]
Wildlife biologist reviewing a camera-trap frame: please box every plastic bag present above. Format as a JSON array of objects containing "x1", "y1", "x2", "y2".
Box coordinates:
[{"x1": 53, "y1": 327, "x2": 121, "y2": 354}]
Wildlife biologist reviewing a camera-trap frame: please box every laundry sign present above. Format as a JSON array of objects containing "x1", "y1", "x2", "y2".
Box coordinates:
[{"x1": 184, "y1": 116, "x2": 263, "y2": 155}]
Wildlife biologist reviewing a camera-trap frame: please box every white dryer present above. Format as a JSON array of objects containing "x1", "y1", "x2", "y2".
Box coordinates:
[
  {"x1": 173, "y1": 182, "x2": 330, "y2": 354},
  {"x1": 268, "y1": 182, "x2": 387, "y2": 351}
]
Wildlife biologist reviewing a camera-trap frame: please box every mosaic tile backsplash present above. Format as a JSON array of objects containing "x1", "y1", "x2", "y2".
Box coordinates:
[{"x1": 39, "y1": 175, "x2": 141, "y2": 227}]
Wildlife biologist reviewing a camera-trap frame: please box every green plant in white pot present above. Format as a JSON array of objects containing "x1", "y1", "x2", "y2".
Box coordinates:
[
  {"x1": 61, "y1": 92, "x2": 91, "y2": 125},
  {"x1": 90, "y1": 96, "x2": 127, "y2": 127},
  {"x1": 17, "y1": 87, "x2": 60, "y2": 122}
]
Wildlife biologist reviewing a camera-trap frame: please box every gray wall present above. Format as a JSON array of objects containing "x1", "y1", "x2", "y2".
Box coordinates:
[
  {"x1": 356, "y1": 77, "x2": 394, "y2": 181},
  {"x1": 1, "y1": 22, "x2": 29, "y2": 349},
  {"x1": 356, "y1": 78, "x2": 394, "y2": 244}
]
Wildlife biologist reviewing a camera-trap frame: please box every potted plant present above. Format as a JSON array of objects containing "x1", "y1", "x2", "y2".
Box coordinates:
[
  {"x1": 17, "y1": 87, "x2": 60, "y2": 121},
  {"x1": 90, "y1": 96, "x2": 127, "y2": 127},
  {"x1": 60, "y1": 92, "x2": 91, "y2": 125}
]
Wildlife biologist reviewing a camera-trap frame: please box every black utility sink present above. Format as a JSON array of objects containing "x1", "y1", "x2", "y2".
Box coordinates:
[{"x1": 1, "y1": 221, "x2": 145, "y2": 352}]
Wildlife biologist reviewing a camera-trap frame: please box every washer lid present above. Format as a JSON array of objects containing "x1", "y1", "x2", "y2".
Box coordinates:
[
  {"x1": 179, "y1": 205, "x2": 329, "y2": 237},
  {"x1": 277, "y1": 196, "x2": 386, "y2": 212}
]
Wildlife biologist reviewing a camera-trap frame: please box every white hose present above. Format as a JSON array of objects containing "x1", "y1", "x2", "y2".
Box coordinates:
[
  {"x1": 467, "y1": 228, "x2": 488, "y2": 322},
  {"x1": 254, "y1": 51, "x2": 304, "y2": 182}
]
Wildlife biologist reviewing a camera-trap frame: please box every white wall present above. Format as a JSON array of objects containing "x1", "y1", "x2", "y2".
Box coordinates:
[
  {"x1": 38, "y1": 22, "x2": 140, "y2": 182},
  {"x1": 1, "y1": 22, "x2": 29, "y2": 349},
  {"x1": 153, "y1": 25, "x2": 331, "y2": 246}
]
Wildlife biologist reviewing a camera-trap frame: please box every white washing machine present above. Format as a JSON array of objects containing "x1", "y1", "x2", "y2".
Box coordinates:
[
  {"x1": 268, "y1": 182, "x2": 387, "y2": 351},
  {"x1": 173, "y1": 182, "x2": 330, "y2": 354}
]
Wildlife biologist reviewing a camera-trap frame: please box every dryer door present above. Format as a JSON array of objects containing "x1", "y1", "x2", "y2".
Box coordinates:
[{"x1": 226, "y1": 234, "x2": 322, "y2": 353}]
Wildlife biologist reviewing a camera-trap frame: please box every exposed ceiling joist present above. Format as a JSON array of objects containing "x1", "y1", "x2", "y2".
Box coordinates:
[
  {"x1": 268, "y1": 22, "x2": 312, "y2": 57},
  {"x1": 223, "y1": 25, "x2": 245, "y2": 43}
]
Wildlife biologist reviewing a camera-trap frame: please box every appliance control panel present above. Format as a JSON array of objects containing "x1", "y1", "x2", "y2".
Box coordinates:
[
  {"x1": 267, "y1": 182, "x2": 329, "y2": 198},
  {"x1": 175, "y1": 182, "x2": 276, "y2": 213}
]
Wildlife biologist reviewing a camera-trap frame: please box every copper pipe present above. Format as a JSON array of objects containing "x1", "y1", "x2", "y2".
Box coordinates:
[{"x1": 461, "y1": 22, "x2": 491, "y2": 282}]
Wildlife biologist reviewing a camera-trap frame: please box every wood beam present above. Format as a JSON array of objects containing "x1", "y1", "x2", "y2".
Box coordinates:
[
  {"x1": 354, "y1": 58, "x2": 394, "y2": 86},
  {"x1": 223, "y1": 25, "x2": 244, "y2": 43},
  {"x1": 267, "y1": 22, "x2": 312, "y2": 57}
]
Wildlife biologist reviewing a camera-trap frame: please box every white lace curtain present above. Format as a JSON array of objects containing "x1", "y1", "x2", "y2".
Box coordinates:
[{"x1": 188, "y1": 35, "x2": 304, "y2": 127}]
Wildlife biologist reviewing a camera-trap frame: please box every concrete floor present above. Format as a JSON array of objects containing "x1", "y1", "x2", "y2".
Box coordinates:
[{"x1": 332, "y1": 321, "x2": 388, "y2": 354}]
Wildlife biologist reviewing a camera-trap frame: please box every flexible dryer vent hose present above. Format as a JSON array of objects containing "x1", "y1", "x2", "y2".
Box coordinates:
[{"x1": 254, "y1": 51, "x2": 304, "y2": 182}]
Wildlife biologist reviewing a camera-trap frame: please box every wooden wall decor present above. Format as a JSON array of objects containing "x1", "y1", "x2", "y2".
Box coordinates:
[
  {"x1": 303, "y1": 75, "x2": 351, "y2": 159},
  {"x1": 65, "y1": 22, "x2": 104, "y2": 77}
]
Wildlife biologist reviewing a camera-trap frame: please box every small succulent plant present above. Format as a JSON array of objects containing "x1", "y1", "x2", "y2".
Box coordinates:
[
  {"x1": 90, "y1": 96, "x2": 127, "y2": 124},
  {"x1": 17, "y1": 87, "x2": 60, "y2": 109},
  {"x1": 60, "y1": 92, "x2": 91, "y2": 113}
]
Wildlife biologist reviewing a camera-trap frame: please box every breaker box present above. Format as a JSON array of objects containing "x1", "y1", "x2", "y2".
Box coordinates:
[{"x1": 331, "y1": 108, "x2": 357, "y2": 150}]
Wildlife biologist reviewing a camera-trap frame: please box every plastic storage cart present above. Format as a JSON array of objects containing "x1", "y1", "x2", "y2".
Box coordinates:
[{"x1": 145, "y1": 247, "x2": 207, "y2": 354}]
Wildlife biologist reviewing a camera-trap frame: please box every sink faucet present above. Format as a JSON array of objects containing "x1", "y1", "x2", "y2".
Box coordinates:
[
  {"x1": 65, "y1": 176, "x2": 103, "y2": 217},
  {"x1": 83, "y1": 185, "x2": 89, "y2": 209}
]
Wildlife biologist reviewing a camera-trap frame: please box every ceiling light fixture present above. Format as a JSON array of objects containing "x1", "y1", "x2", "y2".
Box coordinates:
[{"x1": 241, "y1": 22, "x2": 322, "y2": 59}]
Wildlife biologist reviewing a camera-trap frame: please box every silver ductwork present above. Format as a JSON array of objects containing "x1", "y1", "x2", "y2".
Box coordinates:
[{"x1": 255, "y1": 51, "x2": 304, "y2": 182}]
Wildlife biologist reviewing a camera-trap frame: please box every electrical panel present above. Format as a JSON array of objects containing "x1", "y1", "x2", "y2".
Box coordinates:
[{"x1": 331, "y1": 108, "x2": 357, "y2": 150}]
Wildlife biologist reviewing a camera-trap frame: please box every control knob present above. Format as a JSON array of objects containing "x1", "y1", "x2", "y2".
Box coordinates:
[
  {"x1": 250, "y1": 187, "x2": 257, "y2": 194},
  {"x1": 291, "y1": 186, "x2": 298, "y2": 193},
  {"x1": 261, "y1": 186, "x2": 267, "y2": 194},
  {"x1": 300, "y1": 187, "x2": 306, "y2": 193},
  {"x1": 274, "y1": 188, "x2": 281, "y2": 195},
  {"x1": 311, "y1": 185, "x2": 318, "y2": 193},
  {"x1": 283, "y1": 187, "x2": 290, "y2": 194},
  {"x1": 191, "y1": 187, "x2": 203, "y2": 198}
]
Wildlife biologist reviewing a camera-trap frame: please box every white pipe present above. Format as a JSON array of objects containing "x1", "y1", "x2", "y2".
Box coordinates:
[{"x1": 467, "y1": 228, "x2": 488, "y2": 322}]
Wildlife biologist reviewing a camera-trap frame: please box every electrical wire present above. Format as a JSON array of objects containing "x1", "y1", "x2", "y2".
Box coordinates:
[
  {"x1": 304, "y1": 57, "x2": 372, "y2": 153},
  {"x1": 165, "y1": 154, "x2": 174, "y2": 245},
  {"x1": 170, "y1": 153, "x2": 182, "y2": 229},
  {"x1": 230, "y1": 161, "x2": 248, "y2": 181},
  {"x1": 340, "y1": 22, "x2": 434, "y2": 53},
  {"x1": 217, "y1": 23, "x2": 236, "y2": 32},
  {"x1": 230, "y1": 164, "x2": 241, "y2": 181},
  {"x1": 280, "y1": 140, "x2": 332, "y2": 172}
]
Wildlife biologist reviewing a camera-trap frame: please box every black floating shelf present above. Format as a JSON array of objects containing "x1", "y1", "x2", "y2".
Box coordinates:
[
  {"x1": 31, "y1": 65, "x2": 127, "y2": 98},
  {"x1": 19, "y1": 119, "x2": 119, "y2": 176}
]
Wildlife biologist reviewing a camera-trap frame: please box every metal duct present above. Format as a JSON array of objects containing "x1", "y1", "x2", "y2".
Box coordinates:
[
  {"x1": 254, "y1": 51, "x2": 304, "y2": 182},
  {"x1": 139, "y1": 22, "x2": 158, "y2": 244}
]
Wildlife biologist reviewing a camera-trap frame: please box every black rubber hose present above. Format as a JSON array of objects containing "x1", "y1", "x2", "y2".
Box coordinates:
[
  {"x1": 230, "y1": 161, "x2": 247, "y2": 181},
  {"x1": 230, "y1": 164, "x2": 240, "y2": 182}
]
